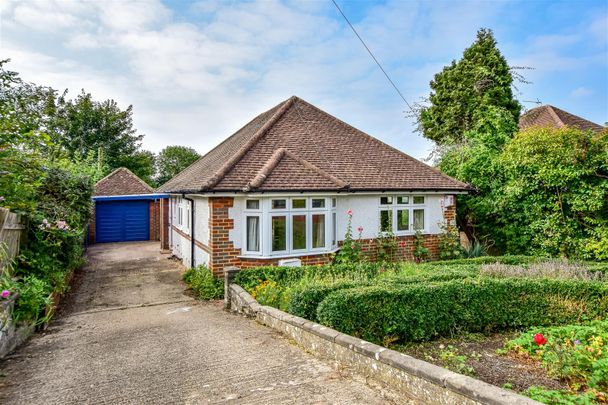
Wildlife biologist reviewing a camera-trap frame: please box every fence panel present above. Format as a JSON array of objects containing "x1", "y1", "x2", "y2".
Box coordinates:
[{"x1": 0, "y1": 208, "x2": 25, "y2": 276}]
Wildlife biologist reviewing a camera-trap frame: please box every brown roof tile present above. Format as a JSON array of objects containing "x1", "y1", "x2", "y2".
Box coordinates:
[
  {"x1": 94, "y1": 167, "x2": 154, "y2": 196},
  {"x1": 158, "y1": 96, "x2": 470, "y2": 193},
  {"x1": 519, "y1": 105, "x2": 604, "y2": 133}
]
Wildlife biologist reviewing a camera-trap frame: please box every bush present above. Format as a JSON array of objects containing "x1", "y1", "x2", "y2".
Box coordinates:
[
  {"x1": 481, "y1": 260, "x2": 605, "y2": 281},
  {"x1": 288, "y1": 280, "x2": 367, "y2": 321},
  {"x1": 425, "y1": 255, "x2": 540, "y2": 266},
  {"x1": 183, "y1": 266, "x2": 223, "y2": 300},
  {"x1": 316, "y1": 278, "x2": 608, "y2": 344},
  {"x1": 505, "y1": 321, "x2": 608, "y2": 399},
  {"x1": 234, "y1": 263, "x2": 382, "y2": 292}
]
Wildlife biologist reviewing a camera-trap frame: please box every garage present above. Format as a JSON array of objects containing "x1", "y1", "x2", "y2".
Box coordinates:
[
  {"x1": 89, "y1": 168, "x2": 168, "y2": 244},
  {"x1": 95, "y1": 200, "x2": 150, "y2": 243}
]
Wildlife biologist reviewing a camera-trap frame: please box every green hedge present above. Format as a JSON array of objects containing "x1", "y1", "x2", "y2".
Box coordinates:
[
  {"x1": 316, "y1": 278, "x2": 608, "y2": 344},
  {"x1": 288, "y1": 281, "x2": 367, "y2": 321},
  {"x1": 234, "y1": 263, "x2": 381, "y2": 291},
  {"x1": 424, "y1": 255, "x2": 540, "y2": 266}
]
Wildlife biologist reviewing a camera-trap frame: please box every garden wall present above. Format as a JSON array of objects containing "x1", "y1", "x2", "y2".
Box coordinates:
[{"x1": 224, "y1": 271, "x2": 538, "y2": 405}]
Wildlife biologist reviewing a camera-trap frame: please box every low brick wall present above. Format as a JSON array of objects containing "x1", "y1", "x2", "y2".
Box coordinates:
[{"x1": 226, "y1": 282, "x2": 538, "y2": 405}]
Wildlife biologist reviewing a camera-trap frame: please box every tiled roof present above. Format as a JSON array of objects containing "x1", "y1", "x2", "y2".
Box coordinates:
[
  {"x1": 94, "y1": 167, "x2": 154, "y2": 196},
  {"x1": 158, "y1": 96, "x2": 470, "y2": 193},
  {"x1": 519, "y1": 105, "x2": 604, "y2": 133}
]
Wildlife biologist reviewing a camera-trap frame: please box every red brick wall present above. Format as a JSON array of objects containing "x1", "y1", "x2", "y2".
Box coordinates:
[
  {"x1": 89, "y1": 205, "x2": 96, "y2": 244},
  {"x1": 160, "y1": 198, "x2": 169, "y2": 250}
]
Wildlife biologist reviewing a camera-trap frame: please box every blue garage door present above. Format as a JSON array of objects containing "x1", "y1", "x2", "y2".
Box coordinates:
[{"x1": 96, "y1": 200, "x2": 150, "y2": 243}]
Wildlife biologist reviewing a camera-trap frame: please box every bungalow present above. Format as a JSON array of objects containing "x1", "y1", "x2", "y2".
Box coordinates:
[
  {"x1": 158, "y1": 96, "x2": 470, "y2": 275},
  {"x1": 519, "y1": 104, "x2": 605, "y2": 133}
]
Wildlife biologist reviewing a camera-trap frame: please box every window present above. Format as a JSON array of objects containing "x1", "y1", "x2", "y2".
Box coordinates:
[
  {"x1": 292, "y1": 215, "x2": 307, "y2": 250},
  {"x1": 246, "y1": 216, "x2": 260, "y2": 252},
  {"x1": 292, "y1": 199, "x2": 306, "y2": 209},
  {"x1": 413, "y1": 209, "x2": 425, "y2": 230},
  {"x1": 332, "y1": 212, "x2": 337, "y2": 246},
  {"x1": 312, "y1": 214, "x2": 325, "y2": 248},
  {"x1": 186, "y1": 205, "x2": 191, "y2": 230},
  {"x1": 178, "y1": 206, "x2": 183, "y2": 226},
  {"x1": 379, "y1": 210, "x2": 392, "y2": 232},
  {"x1": 379, "y1": 195, "x2": 426, "y2": 233},
  {"x1": 272, "y1": 199, "x2": 287, "y2": 209},
  {"x1": 246, "y1": 200, "x2": 260, "y2": 210},
  {"x1": 397, "y1": 209, "x2": 409, "y2": 231},
  {"x1": 272, "y1": 216, "x2": 287, "y2": 251},
  {"x1": 397, "y1": 196, "x2": 409, "y2": 205},
  {"x1": 312, "y1": 198, "x2": 325, "y2": 208},
  {"x1": 332, "y1": 198, "x2": 337, "y2": 208},
  {"x1": 380, "y1": 196, "x2": 393, "y2": 205}
]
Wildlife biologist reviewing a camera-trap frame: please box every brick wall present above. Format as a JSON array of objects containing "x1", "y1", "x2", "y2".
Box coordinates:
[
  {"x1": 160, "y1": 198, "x2": 170, "y2": 250},
  {"x1": 88, "y1": 205, "x2": 96, "y2": 244},
  {"x1": 209, "y1": 197, "x2": 242, "y2": 276}
]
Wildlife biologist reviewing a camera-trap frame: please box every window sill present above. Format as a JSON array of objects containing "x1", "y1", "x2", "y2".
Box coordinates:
[{"x1": 239, "y1": 248, "x2": 339, "y2": 260}]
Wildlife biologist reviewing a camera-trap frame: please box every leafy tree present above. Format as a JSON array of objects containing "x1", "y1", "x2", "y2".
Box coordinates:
[
  {"x1": 51, "y1": 90, "x2": 149, "y2": 178},
  {"x1": 498, "y1": 126, "x2": 608, "y2": 259},
  {"x1": 155, "y1": 145, "x2": 200, "y2": 185},
  {"x1": 418, "y1": 28, "x2": 521, "y2": 145}
]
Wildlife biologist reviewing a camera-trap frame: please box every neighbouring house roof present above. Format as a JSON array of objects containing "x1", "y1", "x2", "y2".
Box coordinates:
[
  {"x1": 158, "y1": 96, "x2": 470, "y2": 193},
  {"x1": 94, "y1": 167, "x2": 154, "y2": 196},
  {"x1": 519, "y1": 105, "x2": 605, "y2": 133}
]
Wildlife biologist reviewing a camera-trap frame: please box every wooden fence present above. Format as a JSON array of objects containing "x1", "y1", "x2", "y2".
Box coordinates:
[{"x1": 0, "y1": 208, "x2": 25, "y2": 276}]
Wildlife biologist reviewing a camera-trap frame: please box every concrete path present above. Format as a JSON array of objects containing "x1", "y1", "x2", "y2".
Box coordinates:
[{"x1": 0, "y1": 242, "x2": 396, "y2": 404}]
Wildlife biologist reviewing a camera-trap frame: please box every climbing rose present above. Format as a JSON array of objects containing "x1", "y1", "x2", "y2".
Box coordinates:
[
  {"x1": 347, "y1": 209, "x2": 353, "y2": 216},
  {"x1": 534, "y1": 333, "x2": 547, "y2": 346},
  {"x1": 1, "y1": 290, "x2": 9, "y2": 298},
  {"x1": 357, "y1": 226, "x2": 363, "y2": 233}
]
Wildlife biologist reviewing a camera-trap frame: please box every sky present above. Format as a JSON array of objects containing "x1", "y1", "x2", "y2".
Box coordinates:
[{"x1": 1, "y1": 0, "x2": 606, "y2": 160}]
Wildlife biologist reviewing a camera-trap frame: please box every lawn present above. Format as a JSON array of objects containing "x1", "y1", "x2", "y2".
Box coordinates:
[{"x1": 235, "y1": 257, "x2": 608, "y2": 404}]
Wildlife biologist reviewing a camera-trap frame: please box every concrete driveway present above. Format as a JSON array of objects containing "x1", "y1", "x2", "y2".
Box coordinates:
[{"x1": 0, "y1": 242, "x2": 396, "y2": 404}]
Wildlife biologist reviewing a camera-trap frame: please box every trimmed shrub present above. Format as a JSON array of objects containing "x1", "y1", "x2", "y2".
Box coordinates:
[
  {"x1": 288, "y1": 281, "x2": 367, "y2": 321},
  {"x1": 425, "y1": 255, "x2": 540, "y2": 266},
  {"x1": 316, "y1": 278, "x2": 608, "y2": 344},
  {"x1": 234, "y1": 263, "x2": 382, "y2": 291},
  {"x1": 183, "y1": 265, "x2": 223, "y2": 300}
]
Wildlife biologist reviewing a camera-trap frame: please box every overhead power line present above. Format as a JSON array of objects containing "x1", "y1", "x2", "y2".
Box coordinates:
[{"x1": 331, "y1": 0, "x2": 414, "y2": 112}]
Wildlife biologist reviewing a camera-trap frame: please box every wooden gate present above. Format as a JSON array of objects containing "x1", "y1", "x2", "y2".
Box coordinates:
[{"x1": 0, "y1": 208, "x2": 25, "y2": 276}]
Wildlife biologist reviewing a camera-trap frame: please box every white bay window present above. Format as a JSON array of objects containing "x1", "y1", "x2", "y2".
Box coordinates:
[{"x1": 243, "y1": 197, "x2": 335, "y2": 257}]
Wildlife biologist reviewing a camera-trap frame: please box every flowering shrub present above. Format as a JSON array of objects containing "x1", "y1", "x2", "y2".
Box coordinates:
[
  {"x1": 504, "y1": 321, "x2": 608, "y2": 401},
  {"x1": 334, "y1": 209, "x2": 364, "y2": 264}
]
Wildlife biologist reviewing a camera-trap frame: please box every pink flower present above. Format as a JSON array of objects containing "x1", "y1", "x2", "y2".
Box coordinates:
[
  {"x1": 1, "y1": 290, "x2": 10, "y2": 298},
  {"x1": 357, "y1": 226, "x2": 363, "y2": 233},
  {"x1": 347, "y1": 209, "x2": 353, "y2": 216},
  {"x1": 0, "y1": 196, "x2": 4, "y2": 202}
]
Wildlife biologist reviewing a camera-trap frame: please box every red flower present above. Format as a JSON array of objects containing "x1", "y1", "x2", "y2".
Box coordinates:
[{"x1": 534, "y1": 333, "x2": 547, "y2": 346}]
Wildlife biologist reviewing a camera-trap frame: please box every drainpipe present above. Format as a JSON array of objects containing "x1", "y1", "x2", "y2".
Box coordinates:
[{"x1": 182, "y1": 193, "x2": 195, "y2": 268}]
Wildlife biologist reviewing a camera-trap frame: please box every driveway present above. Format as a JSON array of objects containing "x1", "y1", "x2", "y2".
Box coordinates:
[{"x1": 0, "y1": 242, "x2": 397, "y2": 404}]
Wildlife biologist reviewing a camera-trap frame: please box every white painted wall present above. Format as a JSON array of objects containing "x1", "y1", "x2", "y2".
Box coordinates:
[{"x1": 169, "y1": 196, "x2": 211, "y2": 268}]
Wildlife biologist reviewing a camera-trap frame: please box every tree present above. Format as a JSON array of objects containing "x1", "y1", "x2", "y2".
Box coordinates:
[
  {"x1": 418, "y1": 28, "x2": 521, "y2": 145},
  {"x1": 51, "y1": 90, "x2": 147, "y2": 177},
  {"x1": 155, "y1": 146, "x2": 200, "y2": 186}
]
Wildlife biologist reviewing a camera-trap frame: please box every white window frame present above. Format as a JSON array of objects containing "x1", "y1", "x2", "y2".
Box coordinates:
[
  {"x1": 378, "y1": 195, "x2": 427, "y2": 235},
  {"x1": 242, "y1": 196, "x2": 335, "y2": 257}
]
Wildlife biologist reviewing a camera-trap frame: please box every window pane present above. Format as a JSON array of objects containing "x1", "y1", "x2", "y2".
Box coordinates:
[
  {"x1": 292, "y1": 215, "x2": 307, "y2": 250},
  {"x1": 312, "y1": 214, "x2": 325, "y2": 248},
  {"x1": 332, "y1": 198, "x2": 337, "y2": 208},
  {"x1": 380, "y1": 196, "x2": 393, "y2": 205},
  {"x1": 272, "y1": 216, "x2": 287, "y2": 251},
  {"x1": 246, "y1": 200, "x2": 260, "y2": 210},
  {"x1": 332, "y1": 212, "x2": 337, "y2": 246},
  {"x1": 292, "y1": 199, "x2": 306, "y2": 209},
  {"x1": 413, "y1": 196, "x2": 425, "y2": 204},
  {"x1": 380, "y1": 210, "x2": 393, "y2": 232},
  {"x1": 246, "y1": 216, "x2": 260, "y2": 252},
  {"x1": 397, "y1": 209, "x2": 409, "y2": 231},
  {"x1": 272, "y1": 199, "x2": 286, "y2": 209},
  {"x1": 413, "y1": 209, "x2": 424, "y2": 230},
  {"x1": 397, "y1": 196, "x2": 409, "y2": 205},
  {"x1": 312, "y1": 198, "x2": 325, "y2": 208}
]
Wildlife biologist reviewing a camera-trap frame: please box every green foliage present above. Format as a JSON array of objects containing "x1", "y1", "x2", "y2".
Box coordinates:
[
  {"x1": 316, "y1": 278, "x2": 608, "y2": 345},
  {"x1": 155, "y1": 145, "x2": 200, "y2": 186},
  {"x1": 465, "y1": 240, "x2": 488, "y2": 258},
  {"x1": 418, "y1": 28, "x2": 521, "y2": 145},
  {"x1": 250, "y1": 280, "x2": 289, "y2": 310},
  {"x1": 505, "y1": 321, "x2": 608, "y2": 401},
  {"x1": 1, "y1": 275, "x2": 52, "y2": 325},
  {"x1": 287, "y1": 280, "x2": 367, "y2": 322},
  {"x1": 375, "y1": 230, "x2": 398, "y2": 263},
  {"x1": 524, "y1": 385, "x2": 601, "y2": 405},
  {"x1": 334, "y1": 210, "x2": 363, "y2": 264},
  {"x1": 497, "y1": 127, "x2": 608, "y2": 259},
  {"x1": 182, "y1": 265, "x2": 223, "y2": 300},
  {"x1": 412, "y1": 230, "x2": 429, "y2": 262},
  {"x1": 438, "y1": 223, "x2": 464, "y2": 260}
]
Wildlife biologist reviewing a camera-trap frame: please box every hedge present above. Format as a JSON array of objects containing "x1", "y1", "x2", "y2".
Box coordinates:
[
  {"x1": 316, "y1": 278, "x2": 608, "y2": 344},
  {"x1": 234, "y1": 263, "x2": 381, "y2": 291}
]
